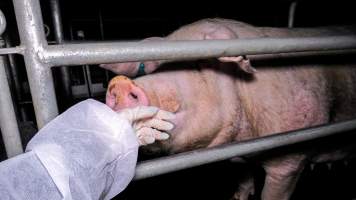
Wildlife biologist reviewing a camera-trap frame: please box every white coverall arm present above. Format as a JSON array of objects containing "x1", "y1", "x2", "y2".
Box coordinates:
[{"x1": 0, "y1": 99, "x2": 174, "y2": 200}]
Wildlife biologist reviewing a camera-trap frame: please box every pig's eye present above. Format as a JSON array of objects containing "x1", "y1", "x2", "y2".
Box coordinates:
[{"x1": 129, "y1": 92, "x2": 138, "y2": 100}]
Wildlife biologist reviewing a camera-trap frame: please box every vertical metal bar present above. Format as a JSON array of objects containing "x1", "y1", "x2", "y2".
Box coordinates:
[
  {"x1": 1, "y1": 39, "x2": 18, "y2": 119},
  {"x1": 0, "y1": 10, "x2": 24, "y2": 156},
  {"x1": 0, "y1": 10, "x2": 6, "y2": 35},
  {"x1": 98, "y1": 9, "x2": 110, "y2": 84},
  {"x1": 49, "y1": 0, "x2": 72, "y2": 103},
  {"x1": 13, "y1": 0, "x2": 59, "y2": 128},
  {"x1": 2, "y1": 33, "x2": 28, "y2": 121},
  {"x1": 84, "y1": 65, "x2": 93, "y2": 97},
  {"x1": 77, "y1": 30, "x2": 93, "y2": 97},
  {"x1": 98, "y1": 10, "x2": 105, "y2": 40},
  {"x1": 0, "y1": 55, "x2": 24, "y2": 157},
  {"x1": 288, "y1": 1, "x2": 298, "y2": 28}
]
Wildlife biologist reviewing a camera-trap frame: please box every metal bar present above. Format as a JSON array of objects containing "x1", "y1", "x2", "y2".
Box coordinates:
[
  {"x1": 0, "y1": 46, "x2": 24, "y2": 55},
  {"x1": 43, "y1": 35, "x2": 356, "y2": 66},
  {"x1": 3, "y1": 35, "x2": 23, "y2": 101},
  {"x1": 1, "y1": 39, "x2": 19, "y2": 120},
  {"x1": 77, "y1": 30, "x2": 93, "y2": 97},
  {"x1": 98, "y1": 9, "x2": 110, "y2": 84},
  {"x1": 84, "y1": 64, "x2": 93, "y2": 97},
  {"x1": 2, "y1": 33, "x2": 28, "y2": 121},
  {"x1": 98, "y1": 10, "x2": 105, "y2": 40},
  {"x1": 13, "y1": 0, "x2": 59, "y2": 128},
  {"x1": 288, "y1": 1, "x2": 298, "y2": 28},
  {"x1": 0, "y1": 54, "x2": 24, "y2": 157},
  {"x1": 0, "y1": 9, "x2": 6, "y2": 35},
  {"x1": 50, "y1": 0, "x2": 72, "y2": 102},
  {"x1": 248, "y1": 49, "x2": 356, "y2": 61},
  {"x1": 134, "y1": 119, "x2": 356, "y2": 180}
]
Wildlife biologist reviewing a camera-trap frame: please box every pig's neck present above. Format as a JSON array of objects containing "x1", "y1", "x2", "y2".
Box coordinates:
[
  {"x1": 233, "y1": 102, "x2": 256, "y2": 142},
  {"x1": 233, "y1": 73, "x2": 268, "y2": 142},
  {"x1": 135, "y1": 70, "x2": 254, "y2": 150},
  {"x1": 200, "y1": 68, "x2": 254, "y2": 147}
]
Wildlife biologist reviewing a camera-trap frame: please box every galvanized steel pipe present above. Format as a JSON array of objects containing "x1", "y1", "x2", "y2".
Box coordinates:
[
  {"x1": 0, "y1": 9, "x2": 6, "y2": 35},
  {"x1": 50, "y1": 0, "x2": 72, "y2": 102},
  {"x1": 0, "y1": 9, "x2": 23, "y2": 157},
  {"x1": 43, "y1": 35, "x2": 356, "y2": 66},
  {"x1": 0, "y1": 46, "x2": 24, "y2": 55},
  {"x1": 13, "y1": 0, "x2": 58, "y2": 128},
  {"x1": 2, "y1": 33, "x2": 27, "y2": 121},
  {"x1": 288, "y1": 1, "x2": 298, "y2": 28},
  {"x1": 134, "y1": 119, "x2": 356, "y2": 180},
  {"x1": 0, "y1": 54, "x2": 23, "y2": 157}
]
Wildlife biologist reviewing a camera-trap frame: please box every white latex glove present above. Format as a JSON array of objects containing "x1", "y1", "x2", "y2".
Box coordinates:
[{"x1": 117, "y1": 106, "x2": 175, "y2": 145}]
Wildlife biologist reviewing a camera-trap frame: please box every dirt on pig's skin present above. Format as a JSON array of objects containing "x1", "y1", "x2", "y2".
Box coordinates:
[{"x1": 104, "y1": 18, "x2": 356, "y2": 200}]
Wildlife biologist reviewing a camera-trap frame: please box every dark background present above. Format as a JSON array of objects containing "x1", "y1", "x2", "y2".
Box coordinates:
[{"x1": 0, "y1": 0, "x2": 356, "y2": 199}]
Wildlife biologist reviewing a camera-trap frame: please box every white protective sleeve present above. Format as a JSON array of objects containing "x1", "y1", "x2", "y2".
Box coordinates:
[{"x1": 0, "y1": 99, "x2": 139, "y2": 200}]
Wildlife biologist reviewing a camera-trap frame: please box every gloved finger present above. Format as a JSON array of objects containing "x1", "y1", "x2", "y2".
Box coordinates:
[
  {"x1": 131, "y1": 106, "x2": 160, "y2": 121},
  {"x1": 139, "y1": 118, "x2": 174, "y2": 131},
  {"x1": 137, "y1": 127, "x2": 170, "y2": 146},
  {"x1": 154, "y1": 131, "x2": 170, "y2": 141},
  {"x1": 138, "y1": 134, "x2": 155, "y2": 146},
  {"x1": 155, "y1": 110, "x2": 176, "y2": 120},
  {"x1": 137, "y1": 127, "x2": 155, "y2": 145},
  {"x1": 118, "y1": 106, "x2": 159, "y2": 123}
]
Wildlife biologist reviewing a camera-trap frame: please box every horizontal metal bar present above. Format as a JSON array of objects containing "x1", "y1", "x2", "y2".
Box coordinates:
[
  {"x1": 48, "y1": 40, "x2": 141, "y2": 44},
  {"x1": 0, "y1": 46, "x2": 24, "y2": 55},
  {"x1": 43, "y1": 36, "x2": 356, "y2": 66},
  {"x1": 134, "y1": 119, "x2": 356, "y2": 180},
  {"x1": 248, "y1": 49, "x2": 356, "y2": 61}
]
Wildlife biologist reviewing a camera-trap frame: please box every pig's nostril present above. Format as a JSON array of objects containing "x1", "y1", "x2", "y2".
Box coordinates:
[{"x1": 129, "y1": 92, "x2": 138, "y2": 101}]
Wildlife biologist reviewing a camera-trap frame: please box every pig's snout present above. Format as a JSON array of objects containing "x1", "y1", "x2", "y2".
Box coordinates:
[{"x1": 106, "y1": 76, "x2": 149, "y2": 111}]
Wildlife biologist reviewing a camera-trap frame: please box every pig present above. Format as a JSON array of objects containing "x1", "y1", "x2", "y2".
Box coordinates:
[{"x1": 102, "y1": 18, "x2": 356, "y2": 200}]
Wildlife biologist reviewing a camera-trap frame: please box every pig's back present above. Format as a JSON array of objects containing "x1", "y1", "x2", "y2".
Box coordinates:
[
  {"x1": 258, "y1": 26, "x2": 356, "y2": 38},
  {"x1": 257, "y1": 25, "x2": 356, "y2": 122},
  {"x1": 214, "y1": 18, "x2": 356, "y2": 38},
  {"x1": 167, "y1": 18, "x2": 356, "y2": 41}
]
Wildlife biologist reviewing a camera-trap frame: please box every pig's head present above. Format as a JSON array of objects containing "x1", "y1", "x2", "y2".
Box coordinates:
[{"x1": 106, "y1": 67, "x2": 242, "y2": 155}]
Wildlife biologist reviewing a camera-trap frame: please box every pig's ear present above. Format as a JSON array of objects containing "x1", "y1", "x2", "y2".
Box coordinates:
[
  {"x1": 134, "y1": 37, "x2": 166, "y2": 75},
  {"x1": 142, "y1": 60, "x2": 161, "y2": 74},
  {"x1": 99, "y1": 62, "x2": 139, "y2": 77},
  {"x1": 99, "y1": 37, "x2": 165, "y2": 76},
  {"x1": 218, "y1": 56, "x2": 257, "y2": 74}
]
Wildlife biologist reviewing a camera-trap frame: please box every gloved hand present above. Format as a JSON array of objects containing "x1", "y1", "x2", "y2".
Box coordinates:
[{"x1": 117, "y1": 106, "x2": 175, "y2": 145}]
